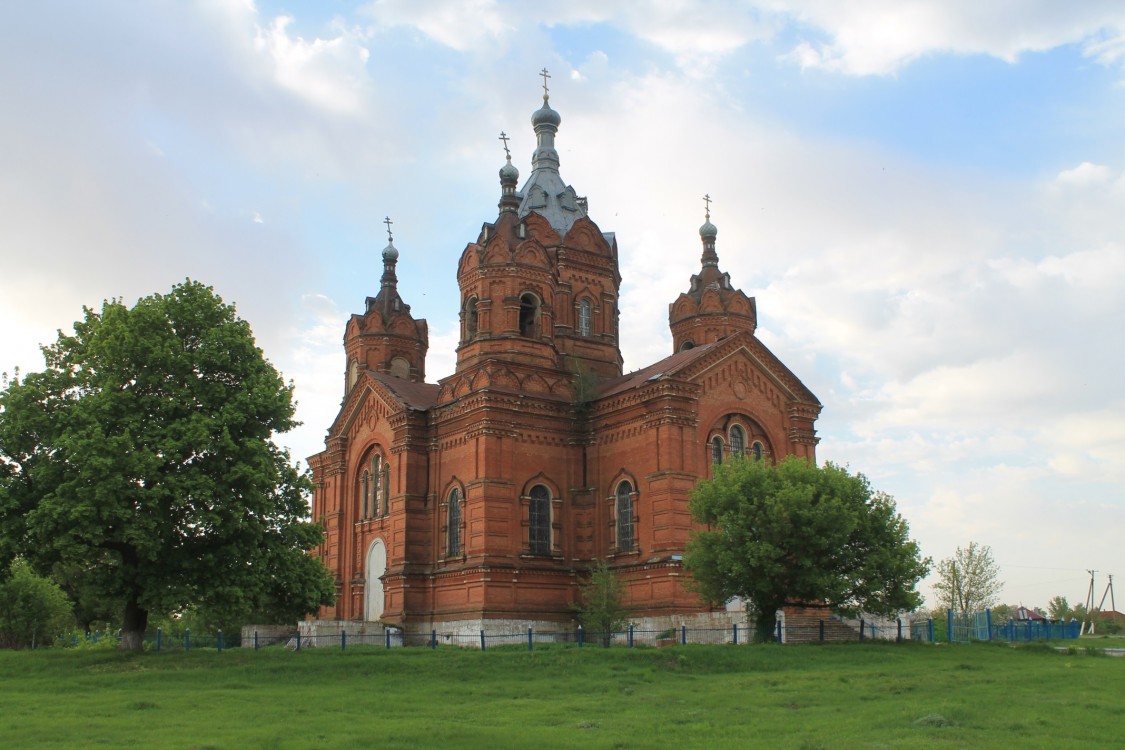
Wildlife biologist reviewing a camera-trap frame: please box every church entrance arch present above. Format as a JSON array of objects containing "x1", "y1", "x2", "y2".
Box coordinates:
[{"x1": 365, "y1": 538, "x2": 387, "y2": 621}]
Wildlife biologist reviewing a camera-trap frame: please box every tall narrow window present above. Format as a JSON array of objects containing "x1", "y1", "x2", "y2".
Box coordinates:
[
  {"x1": 369, "y1": 455, "x2": 382, "y2": 517},
  {"x1": 528, "y1": 485, "x2": 551, "y2": 555},
  {"x1": 615, "y1": 481, "x2": 634, "y2": 552},
  {"x1": 359, "y1": 471, "x2": 370, "y2": 519},
  {"x1": 519, "y1": 293, "x2": 539, "y2": 337},
  {"x1": 465, "y1": 296, "x2": 478, "y2": 339},
  {"x1": 381, "y1": 462, "x2": 390, "y2": 515},
  {"x1": 751, "y1": 441, "x2": 764, "y2": 462},
  {"x1": 711, "y1": 436, "x2": 724, "y2": 465},
  {"x1": 577, "y1": 299, "x2": 592, "y2": 337},
  {"x1": 447, "y1": 488, "x2": 462, "y2": 557},
  {"x1": 730, "y1": 425, "x2": 745, "y2": 458}
]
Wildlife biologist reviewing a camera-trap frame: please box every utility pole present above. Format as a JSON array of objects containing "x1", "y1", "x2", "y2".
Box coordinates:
[{"x1": 1083, "y1": 570, "x2": 1097, "y2": 635}]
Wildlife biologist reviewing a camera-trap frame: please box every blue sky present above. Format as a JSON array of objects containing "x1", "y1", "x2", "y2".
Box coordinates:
[{"x1": 3, "y1": 0, "x2": 1124, "y2": 614}]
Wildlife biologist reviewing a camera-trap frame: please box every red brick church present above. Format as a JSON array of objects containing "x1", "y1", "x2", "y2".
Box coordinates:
[{"x1": 308, "y1": 83, "x2": 820, "y2": 634}]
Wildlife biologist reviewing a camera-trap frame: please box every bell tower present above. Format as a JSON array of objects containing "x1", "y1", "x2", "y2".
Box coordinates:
[
  {"x1": 342, "y1": 219, "x2": 428, "y2": 391},
  {"x1": 668, "y1": 197, "x2": 757, "y2": 352},
  {"x1": 455, "y1": 73, "x2": 623, "y2": 379}
]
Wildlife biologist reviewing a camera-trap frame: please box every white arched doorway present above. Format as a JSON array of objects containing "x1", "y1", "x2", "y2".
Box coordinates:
[{"x1": 364, "y1": 539, "x2": 387, "y2": 621}]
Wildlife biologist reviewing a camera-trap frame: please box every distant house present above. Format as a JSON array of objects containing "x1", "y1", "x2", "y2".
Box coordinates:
[{"x1": 1014, "y1": 605, "x2": 1045, "y2": 621}]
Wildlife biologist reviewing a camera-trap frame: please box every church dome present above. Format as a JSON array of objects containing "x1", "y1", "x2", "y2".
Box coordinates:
[
  {"x1": 532, "y1": 100, "x2": 561, "y2": 128},
  {"x1": 382, "y1": 242, "x2": 399, "y2": 261},
  {"x1": 699, "y1": 219, "x2": 717, "y2": 240},
  {"x1": 499, "y1": 159, "x2": 519, "y2": 182}
]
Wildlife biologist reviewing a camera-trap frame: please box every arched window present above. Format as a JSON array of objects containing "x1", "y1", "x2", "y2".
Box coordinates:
[
  {"x1": 577, "y1": 299, "x2": 592, "y2": 337},
  {"x1": 711, "y1": 436, "x2": 724, "y2": 465},
  {"x1": 519, "y1": 293, "x2": 539, "y2": 338},
  {"x1": 464, "y1": 296, "x2": 479, "y2": 339},
  {"x1": 347, "y1": 359, "x2": 359, "y2": 390},
  {"x1": 680, "y1": 340, "x2": 695, "y2": 351},
  {"x1": 751, "y1": 441, "x2": 764, "y2": 462},
  {"x1": 528, "y1": 485, "x2": 551, "y2": 555},
  {"x1": 447, "y1": 488, "x2": 462, "y2": 557},
  {"x1": 730, "y1": 425, "x2": 745, "y2": 458},
  {"x1": 615, "y1": 481, "x2": 634, "y2": 552}
]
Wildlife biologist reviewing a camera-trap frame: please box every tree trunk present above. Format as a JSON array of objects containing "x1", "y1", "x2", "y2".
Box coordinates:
[
  {"x1": 754, "y1": 608, "x2": 777, "y2": 643},
  {"x1": 119, "y1": 595, "x2": 148, "y2": 652}
]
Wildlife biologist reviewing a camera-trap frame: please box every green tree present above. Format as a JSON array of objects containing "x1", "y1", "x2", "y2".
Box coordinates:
[
  {"x1": 931, "y1": 542, "x2": 1002, "y2": 614},
  {"x1": 0, "y1": 559, "x2": 74, "y2": 648},
  {"x1": 685, "y1": 457, "x2": 930, "y2": 642},
  {"x1": 0, "y1": 280, "x2": 335, "y2": 650},
  {"x1": 1047, "y1": 595, "x2": 1072, "y2": 621},
  {"x1": 575, "y1": 560, "x2": 630, "y2": 647}
]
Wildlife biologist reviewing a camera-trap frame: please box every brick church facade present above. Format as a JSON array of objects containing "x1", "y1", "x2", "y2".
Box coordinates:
[{"x1": 308, "y1": 87, "x2": 820, "y2": 633}]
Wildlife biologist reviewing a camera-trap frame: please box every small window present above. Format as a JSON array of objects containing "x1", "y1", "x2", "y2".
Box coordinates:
[
  {"x1": 347, "y1": 359, "x2": 359, "y2": 390},
  {"x1": 730, "y1": 425, "x2": 745, "y2": 458},
  {"x1": 577, "y1": 299, "x2": 592, "y2": 337},
  {"x1": 519, "y1": 293, "x2": 539, "y2": 338},
  {"x1": 369, "y1": 455, "x2": 383, "y2": 517},
  {"x1": 447, "y1": 488, "x2": 462, "y2": 557},
  {"x1": 751, "y1": 441, "x2": 764, "y2": 462},
  {"x1": 680, "y1": 341, "x2": 695, "y2": 351},
  {"x1": 380, "y1": 461, "x2": 390, "y2": 514},
  {"x1": 711, "y1": 436, "x2": 724, "y2": 465},
  {"x1": 615, "y1": 481, "x2": 634, "y2": 552},
  {"x1": 528, "y1": 485, "x2": 551, "y2": 555}
]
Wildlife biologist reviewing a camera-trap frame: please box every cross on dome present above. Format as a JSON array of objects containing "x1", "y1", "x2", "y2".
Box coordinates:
[
  {"x1": 383, "y1": 216, "x2": 394, "y2": 243},
  {"x1": 703, "y1": 193, "x2": 712, "y2": 220},
  {"x1": 540, "y1": 67, "x2": 551, "y2": 99},
  {"x1": 499, "y1": 131, "x2": 511, "y2": 159}
]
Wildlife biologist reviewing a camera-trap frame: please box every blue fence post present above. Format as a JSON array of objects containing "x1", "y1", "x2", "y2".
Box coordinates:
[
  {"x1": 947, "y1": 609, "x2": 954, "y2": 643},
  {"x1": 819, "y1": 619, "x2": 825, "y2": 642},
  {"x1": 927, "y1": 618, "x2": 933, "y2": 642},
  {"x1": 385, "y1": 629, "x2": 391, "y2": 650},
  {"x1": 628, "y1": 624, "x2": 634, "y2": 648},
  {"x1": 218, "y1": 629, "x2": 223, "y2": 654},
  {"x1": 296, "y1": 631, "x2": 301, "y2": 651},
  {"x1": 577, "y1": 624, "x2": 583, "y2": 648},
  {"x1": 528, "y1": 627, "x2": 533, "y2": 652},
  {"x1": 681, "y1": 624, "x2": 687, "y2": 645},
  {"x1": 341, "y1": 629, "x2": 346, "y2": 651},
  {"x1": 156, "y1": 627, "x2": 162, "y2": 652},
  {"x1": 733, "y1": 623, "x2": 739, "y2": 645},
  {"x1": 1009, "y1": 618, "x2": 1015, "y2": 642},
  {"x1": 431, "y1": 629, "x2": 437, "y2": 650},
  {"x1": 986, "y1": 609, "x2": 993, "y2": 641},
  {"x1": 1046, "y1": 619, "x2": 1051, "y2": 640},
  {"x1": 897, "y1": 618, "x2": 903, "y2": 643},
  {"x1": 859, "y1": 619, "x2": 865, "y2": 641},
  {"x1": 480, "y1": 629, "x2": 486, "y2": 651},
  {"x1": 254, "y1": 631, "x2": 259, "y2": 651},
  {"x1": 185, "y1": 628, "x2": 191, "y2": 652}
]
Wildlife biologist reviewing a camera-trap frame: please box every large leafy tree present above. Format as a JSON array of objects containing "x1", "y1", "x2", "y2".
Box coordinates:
[
  {"x1": 685, "y1": 456, "x2": 930, "y2": 642},
  {"x1": 931, "y1": 541, "x2": 1002, "y2": 614},
  {"x1": 0, "y1": 280, "x2": 334, "y2": 650}
]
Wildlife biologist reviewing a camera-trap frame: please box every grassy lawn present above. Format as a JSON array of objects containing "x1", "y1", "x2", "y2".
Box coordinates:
[{"x1": 0, "y1": 641, "x2": 1121, "y2": 749}]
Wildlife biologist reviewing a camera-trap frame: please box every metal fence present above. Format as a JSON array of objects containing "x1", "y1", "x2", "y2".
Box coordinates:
[{"x1": 909, "y1": 609, "x2": 1082, "y2": 643}]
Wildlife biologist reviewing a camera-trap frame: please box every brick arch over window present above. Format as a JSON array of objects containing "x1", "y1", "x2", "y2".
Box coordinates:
[
  {"x1": 707, "y1": 413, "x2": 773, "y2": 466},
  {"x1": 520, "y1": 475, "x2": 561, "y2": 556},
  {"x1": 356, "y1": 447, "x2": 388, "y2": 519}
]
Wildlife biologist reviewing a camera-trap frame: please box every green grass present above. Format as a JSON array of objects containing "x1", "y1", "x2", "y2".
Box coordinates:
[{"x1": 1, "y1": 642, "x2": 1122, "y2": 749}]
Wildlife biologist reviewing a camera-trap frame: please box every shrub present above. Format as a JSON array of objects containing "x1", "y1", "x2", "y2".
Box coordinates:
[{"x1": 0, "y1": 560, "x2": 74, "y2": 648}]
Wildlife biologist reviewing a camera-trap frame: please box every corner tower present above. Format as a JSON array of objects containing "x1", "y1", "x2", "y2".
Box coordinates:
[
  {"x1": 455, "y1": 73, "x2": 623, "y2": 379},
  {"x1": 668, "y1": 198, "x2": 757, "y2": 352},
  {"x1": 342, "y1": 221, "x2": 429, "y2": 389}
]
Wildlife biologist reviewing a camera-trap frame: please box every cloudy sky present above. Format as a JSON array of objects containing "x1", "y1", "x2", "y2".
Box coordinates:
[{"x1": 3, "y1": 0, "x2": 1123, "y2": 613}]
